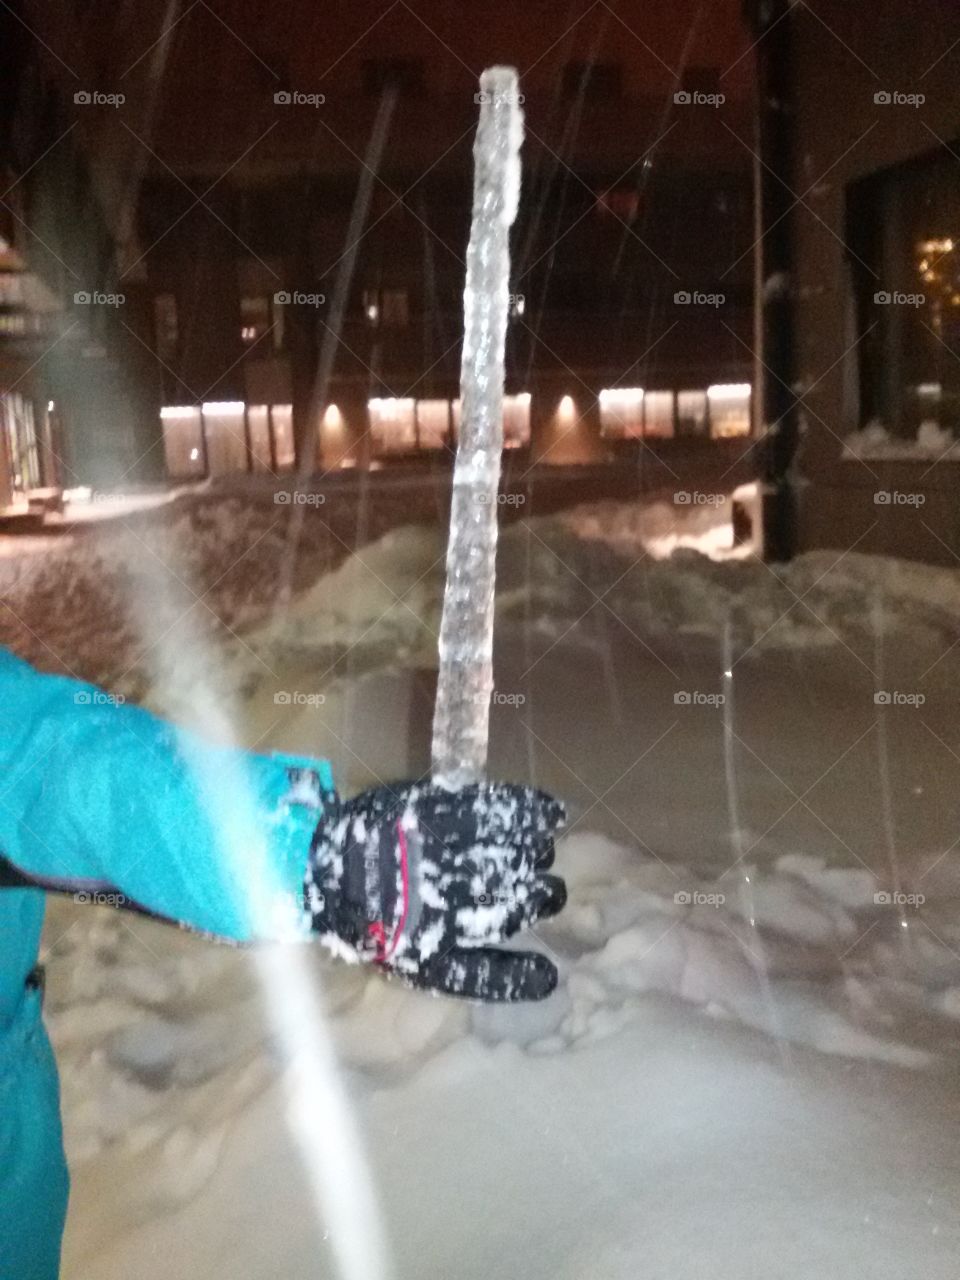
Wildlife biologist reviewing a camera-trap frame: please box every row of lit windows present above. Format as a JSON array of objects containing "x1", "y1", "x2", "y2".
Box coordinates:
[
  {"x1": 161, "y1": 403, "x2": 294, "y2": 478},
  {"x1": 160, "y1": 396, "x2": 531, "y2": 477},
  {"x1": 364, "y1": 385, "x2": 750, "y2": 452},
  {"x1": 0, "y1": 392, "x2": 42, "y2": 493},
  {"x1": 368, "y1": 394, "x2": 532, "y2": 453},
  {"x1": 598, "y1": 384, "x2": 752, "y2": 439},
  {"x1": 160, "y1": 384, "x2": 750, "y2": 478}
]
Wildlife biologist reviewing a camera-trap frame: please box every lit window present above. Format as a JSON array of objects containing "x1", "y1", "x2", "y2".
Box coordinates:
[
  {"x1": 369, "y1": 397, "x2": 416, "y2": 453},
  {"x1": 452, "y1": 394, "x2": 531, "y2": 448},
  {"x1": 644, "y1": 390, "x2": 674, "y2": 438},
  {"x1": 240, "y1": 296, "x2": 271, "y2": 346},
  {"x1": 271, "y1": 404, "x2": 295, "y2": 470},
  {"x1": 504, "y1": 393, "x2": 531, "y2": 447},
  {"x1": 599, "y1": 387, "x2": 644, "y2": 438},
  {"x1": 160, "y1": 405, "x2": 204, "y2": 477},
  {"x1": 202, "y1": 402, "x2": 247, "y2": 475},
  {"x1": 153, "y1": 294, "x2": 178, "y2": 361},
  {"x1": 415, "y1": 399, "x2": 451, "y2": 449},
  {"x1": 248, "y1": 405, "x2": 272, "y2": 472},
  {"x1": 677, "y1": 390, "x2": 708, "y2": 437},
  {"x1": 1, "y1": 392, "x2": 41, "y2": 490},
  {"x1": 707, "y1": 384, "x2": 751, "y2": 437}
]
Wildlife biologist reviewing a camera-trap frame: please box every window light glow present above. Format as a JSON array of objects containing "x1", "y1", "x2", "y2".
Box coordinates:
[
  {"x1": 202, "y1": 401, "x2": 246, "y2": 416},
  {"x1": 707, "y1": 383, "x2": 751, "y2": 401},
  {"x1": 599, "y1": 387, "x2": 645, "y2": 406}
]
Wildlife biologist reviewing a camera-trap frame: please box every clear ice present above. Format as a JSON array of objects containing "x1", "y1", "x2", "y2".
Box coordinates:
[{"x1": 430, "y1": 67, "x2": 524, "y2": 789}]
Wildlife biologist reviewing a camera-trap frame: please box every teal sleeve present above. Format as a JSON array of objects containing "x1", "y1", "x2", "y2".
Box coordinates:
[{"x1": 0, "y1": 648, "x2": 336, "y2": 942}]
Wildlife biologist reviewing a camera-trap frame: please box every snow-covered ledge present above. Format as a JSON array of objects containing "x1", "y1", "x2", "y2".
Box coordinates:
[{"x1": 842, "y1": 420, "x2": 960, "y2": 461}]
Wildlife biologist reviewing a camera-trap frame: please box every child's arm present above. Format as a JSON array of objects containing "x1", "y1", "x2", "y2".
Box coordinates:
[{"x1": 0, "y1": 648, "x2": 333, "y2": 942}]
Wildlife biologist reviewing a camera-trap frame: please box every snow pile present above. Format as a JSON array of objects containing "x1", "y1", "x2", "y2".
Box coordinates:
[
  {"x1": 19, "y1": 492, "x2": 960, "y2": 1279},
  {"x1": 496, "y1": 520, "x2": 960, "y2": 657},
  {"x1": 243, "y1": 524, "x2": 446, "y2": 677},
  {"x1": 843, "y1": 419, "x2": 960, "y2": 461},
  {"x1": 50, "y1": 826, "x2": 960, "y2": 1279},
  {"x1": 559, "y1": 492, "x2": 744, "y2": 561},
  {"x1": 7, "y1": 492, "x2": 960, "y2": 710}
]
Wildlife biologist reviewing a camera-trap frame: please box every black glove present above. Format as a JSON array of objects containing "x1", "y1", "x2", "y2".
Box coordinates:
[{"x1": 304, "y1": 781, "x2": 566, "y2": 1001}]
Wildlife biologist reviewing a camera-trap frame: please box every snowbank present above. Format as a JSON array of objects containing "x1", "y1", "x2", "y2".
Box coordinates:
[
  {"x1": 842, "y1": 419, "x2": 960, "y2": 461},
  {"x1": 5, "y1": 489, "x2": 960, "y2": 1277}
]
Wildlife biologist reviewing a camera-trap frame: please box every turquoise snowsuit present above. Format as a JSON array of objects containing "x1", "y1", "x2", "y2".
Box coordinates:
[{"x1": 0, "y1": 647, "x2": 334, "y2": 1279}]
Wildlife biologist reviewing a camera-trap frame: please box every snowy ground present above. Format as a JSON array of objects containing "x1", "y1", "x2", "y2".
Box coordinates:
[{"x1": 5, "y1": 492, "x2": 960, "y2": 1277}]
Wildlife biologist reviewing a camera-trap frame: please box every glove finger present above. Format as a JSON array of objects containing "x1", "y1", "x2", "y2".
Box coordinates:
[
  {"x1": 500, "y1": 872, "x2": 567, "y2": 938},
  {"x1": 454, "y1": 784, "x2": 566, "y2": 848},
  {"x1": 535, "y1": 837, "x2": 556, "y2": 870},
  {"x1": 532, "y1": 872, "x2": 566, "y2": 921},
  {"x1": 409, "y1": 946, "x2": 558, "y2": 1001}
]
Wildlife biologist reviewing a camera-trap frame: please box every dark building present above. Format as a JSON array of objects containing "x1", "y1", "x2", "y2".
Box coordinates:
[
  {"x1": 747, "y1": 0, "x2": 960, "y2": 565},
  {"x1": 5, "y1": 0, "x2": 758, "y2": 493}
]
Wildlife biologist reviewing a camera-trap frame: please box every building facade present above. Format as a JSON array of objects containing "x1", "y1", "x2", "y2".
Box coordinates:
[
  {"x1": 9, "y1": 0, "x2": 758, "y2": 490},
  {"x1": 753, "y1": 0, "x2": 960, "y2": 564}
]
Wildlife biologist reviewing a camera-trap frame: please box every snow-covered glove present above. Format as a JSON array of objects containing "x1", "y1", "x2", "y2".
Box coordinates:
[{"x1": 304, "y1": 782, "x2": 566, "y2": 1001}]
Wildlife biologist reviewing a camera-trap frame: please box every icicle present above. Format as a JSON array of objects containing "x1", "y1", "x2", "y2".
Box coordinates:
[{"x1": 430, "y1": 67, "x2": 524, "y2": 789}]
